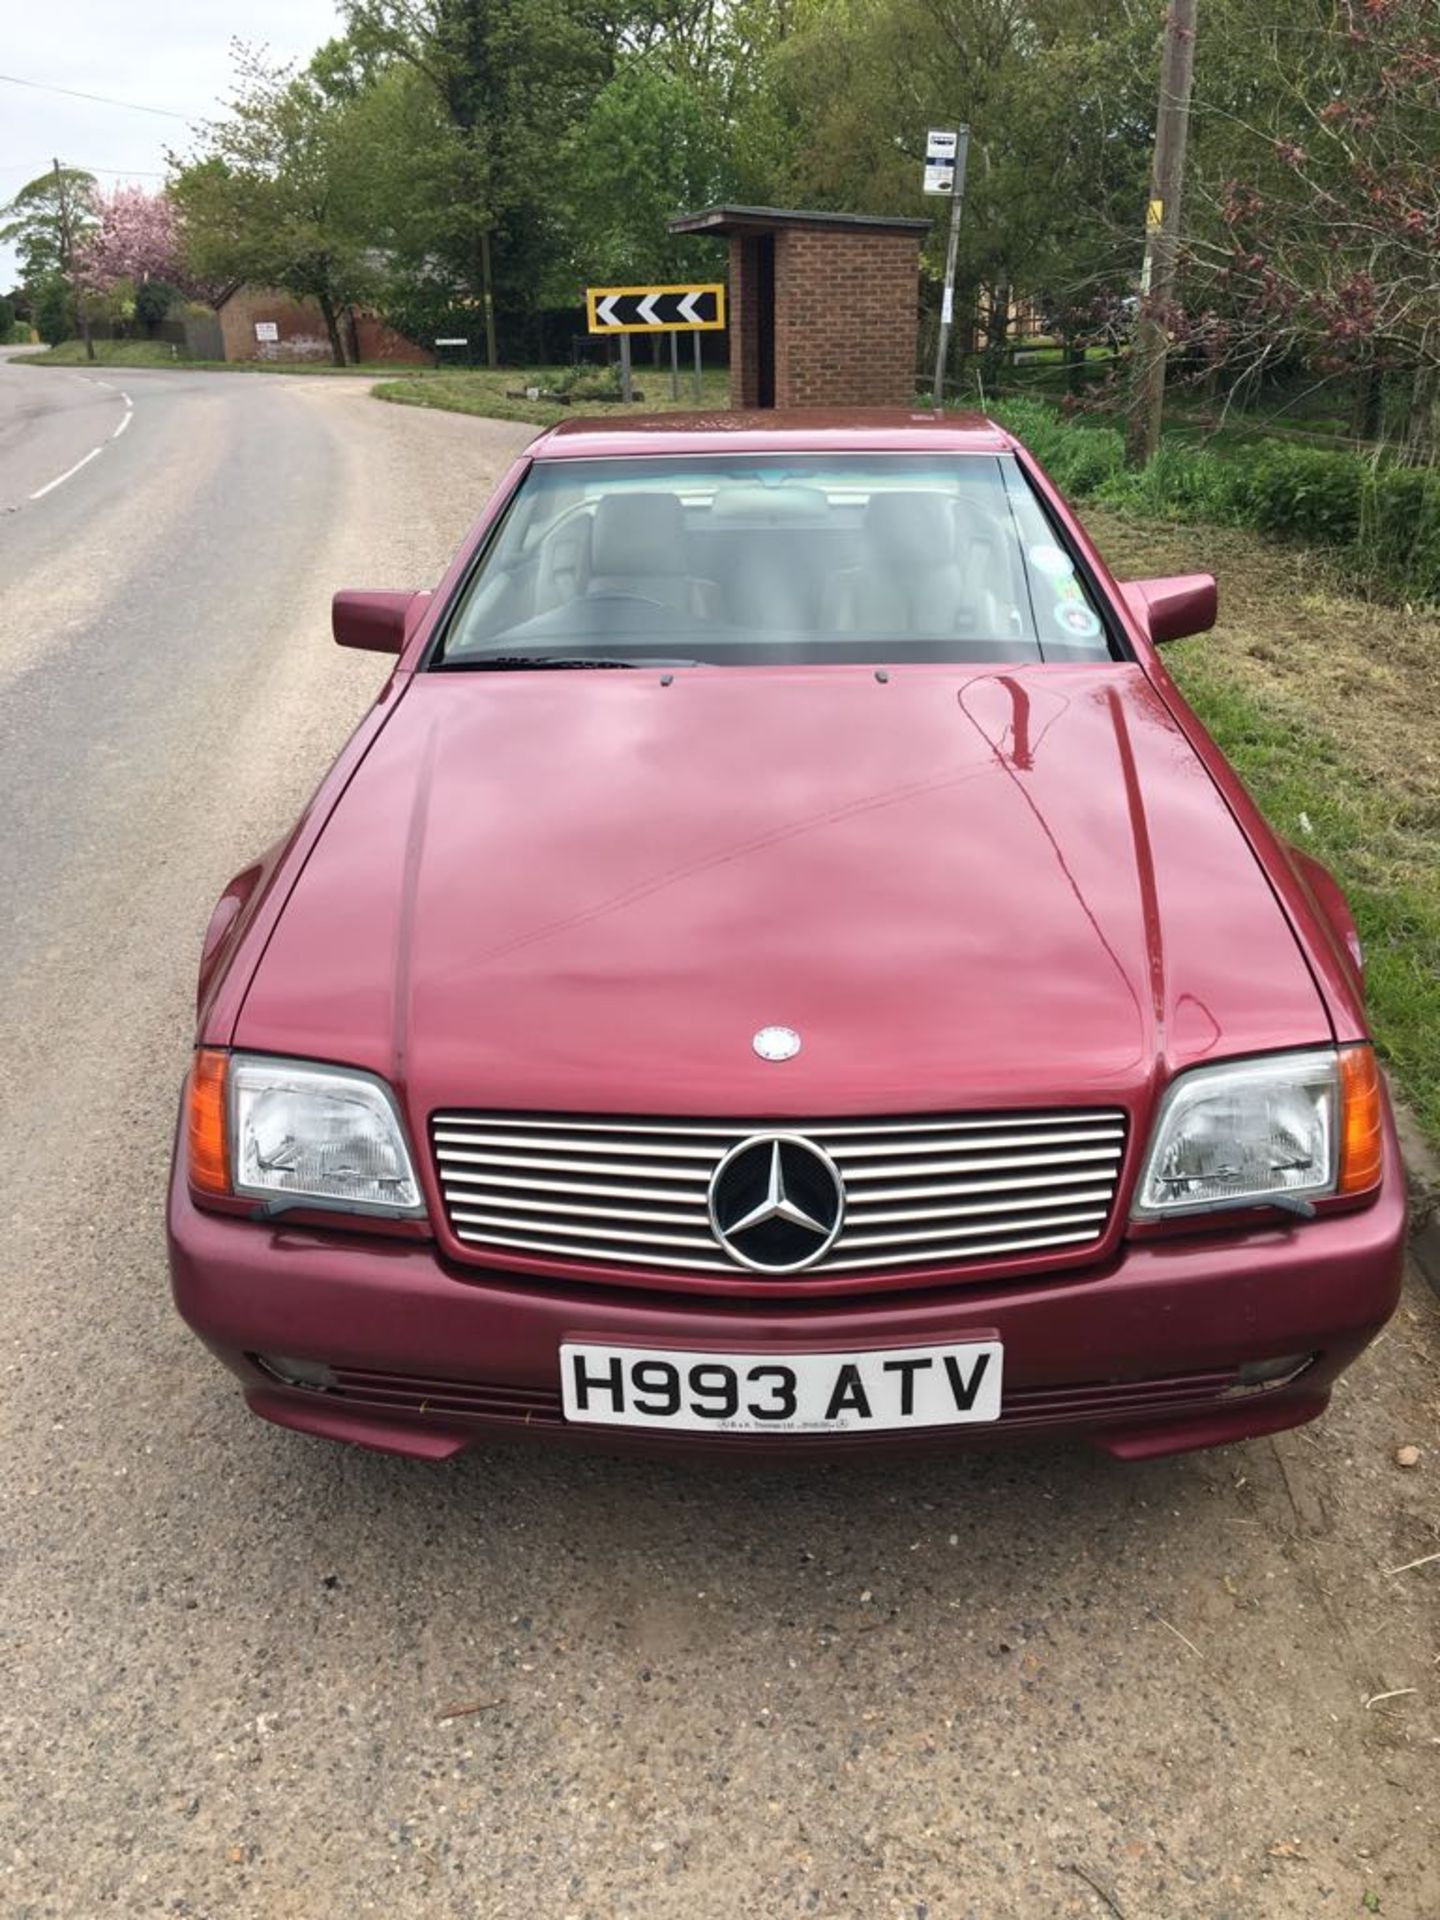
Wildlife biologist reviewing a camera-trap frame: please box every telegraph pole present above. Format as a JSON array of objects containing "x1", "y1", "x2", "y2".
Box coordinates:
[
  {"x1": 1125, "y1": 0, "x2": 1198, "y2": 468},
  {"x1": 53, "y1": 158, "x2": 95, "y2": 363}
]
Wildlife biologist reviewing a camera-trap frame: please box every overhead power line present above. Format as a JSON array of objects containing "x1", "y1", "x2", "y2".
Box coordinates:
[
  {"x1": 0, "y1": 72, "x2": 195, "y2": 122},
  {"x1": 0, "y1": 162, "x2": 167, "y2": 176}
]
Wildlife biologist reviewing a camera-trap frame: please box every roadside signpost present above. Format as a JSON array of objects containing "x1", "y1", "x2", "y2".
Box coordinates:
[
  {"x1": 585, "y1": 283, "x2": 726, "y2": 402},
  {"x1": 923, "y1": 129, "x2": 959, "y2": 196},
  {"x1": 925, "y1": 126, "x2": 971, "y2": 407}
]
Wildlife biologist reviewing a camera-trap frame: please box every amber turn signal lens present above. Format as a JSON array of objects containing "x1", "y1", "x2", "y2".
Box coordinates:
[
  {"x1": 187, "y1": 1048, "x2": 231, "y2": 1197},
  {"x1": 1338, "y1": 1045, "x2": 1383, "y2": 1196}
]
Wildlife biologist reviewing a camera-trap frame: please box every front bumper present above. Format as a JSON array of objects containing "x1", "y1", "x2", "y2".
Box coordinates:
[{"x1": 167, "y1": 1143, "x2": 1406, "y2": 1463}]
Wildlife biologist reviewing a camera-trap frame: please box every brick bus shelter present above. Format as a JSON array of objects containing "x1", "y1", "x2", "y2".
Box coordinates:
[{"x1": 669, "y1": 205, "x2": 931, "y2": 410}]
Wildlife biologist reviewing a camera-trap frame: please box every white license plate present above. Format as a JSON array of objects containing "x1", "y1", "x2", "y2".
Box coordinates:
[{"x1": 559, "y1": 1339, "x2": 1002, "y2": 1435}]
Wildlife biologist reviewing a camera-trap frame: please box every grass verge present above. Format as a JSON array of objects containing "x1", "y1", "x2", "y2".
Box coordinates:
[
  {"x1": 9, "y1": 340, "x2": 431, "y2": 375},
  {"x1": 372, "y1": 365, "x2": 732, "y2": 427},
  {"x1": 11, "y1": 339, "x2": 193, "y2": 367},
  {"x1": 1089, "y1": 509, "x2": 1440, "y2": 1147}
]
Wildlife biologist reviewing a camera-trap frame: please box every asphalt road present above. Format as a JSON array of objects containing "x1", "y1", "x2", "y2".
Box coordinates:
[{"x1": 0, "y1": 360, "x2": 1436, "y2": 1920}]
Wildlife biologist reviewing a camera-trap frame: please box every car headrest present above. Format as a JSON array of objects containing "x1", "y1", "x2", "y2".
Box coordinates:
[
  {"x1": 590, "y1": 493, "x2": 687, "y2": 577},
  {"x1": 711, "y1": 485, "x2": 829, "y2": 523},
  {"x1": 863, "y1": 492, "x2": 955, "y2": 569}
]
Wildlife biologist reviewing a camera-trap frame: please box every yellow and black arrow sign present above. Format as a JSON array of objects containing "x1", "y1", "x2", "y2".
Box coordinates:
[{"x1": 586, "y1": 284, "x2": 726, "y2": 334}]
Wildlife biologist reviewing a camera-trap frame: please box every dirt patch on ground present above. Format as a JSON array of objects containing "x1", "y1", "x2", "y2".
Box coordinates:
[{"x1": 1084, "y1": 510, "x2": 1440, "y2": 820}]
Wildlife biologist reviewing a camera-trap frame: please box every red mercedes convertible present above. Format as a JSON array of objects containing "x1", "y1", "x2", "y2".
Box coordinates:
[{"x1": 168, "y1": 411, "x2": 1404, "y2": 1460}]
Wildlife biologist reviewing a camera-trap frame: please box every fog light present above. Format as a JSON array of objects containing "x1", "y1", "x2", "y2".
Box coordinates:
[
  {"x1": 1222, "y1": 1353, "x2": 1315, "y2": 1398},
  {"x1": 253, "y1": 1353, "x2": 338, "y2": 1392}
]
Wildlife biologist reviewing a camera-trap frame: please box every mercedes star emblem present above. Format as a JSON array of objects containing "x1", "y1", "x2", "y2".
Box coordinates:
[
  {"x1": 753, "y1": 1025, "x2": 801, "y2": 1062},
  {"x1": 706, "y1": 1134, "x2": 845, "y2": 1273}
]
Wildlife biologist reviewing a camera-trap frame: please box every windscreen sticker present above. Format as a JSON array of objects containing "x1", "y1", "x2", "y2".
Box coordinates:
[
  {"x1": 1054, "y1": 575, "x2": 1085, "y2": 604},
  {"x1": 1028, "y1": 543, "x2": 1073, "y2": 578},
  {"x1": 1054, "y1": 602, "x2": 1102, "y2": 640}
]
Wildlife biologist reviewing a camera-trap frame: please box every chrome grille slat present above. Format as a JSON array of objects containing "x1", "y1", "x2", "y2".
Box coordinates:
[
  {"x1": 818, "y1": 1228, "x2": 1106, "y2": 1271},
  {"x1": 448, "y1": 1208, "x2": 720, "y2": 1252},
  {"x1": 841, "y1": 1146, "x2": 1122, "y2": 1181},
  {"x1": 431, "y1": 1107, "x2": 1127, "y2": 1283},
  {"x1": 825, "y1": 1127, "x2": 1124, "y2": 1159},
  {"x1": 449, "y1": 1226, "x2": 734, "y2": 1271},
  {"x1": 434, "y1": 1110, "x2": 1114, "y2": 1141},
  {"x1": 837, "y1": 1208, "x2": 1109, "y2": 1251},
  {"x1": 851, "y1": 1189, "x2": 1115, "y2": 1227}
]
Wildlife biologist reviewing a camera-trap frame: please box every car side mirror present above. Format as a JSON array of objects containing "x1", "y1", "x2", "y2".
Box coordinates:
[
  {"x1": 1119, "y1": 574, "x2": 1217, "y2": 646},
  {"x1": 332, "y1": 588, "x2": 430, "y2": 654}
]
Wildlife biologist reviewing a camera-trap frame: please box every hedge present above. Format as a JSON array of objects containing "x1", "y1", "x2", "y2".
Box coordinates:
[{"x1": 989, "y1": 397, "x2": 1440, "y2": 603}]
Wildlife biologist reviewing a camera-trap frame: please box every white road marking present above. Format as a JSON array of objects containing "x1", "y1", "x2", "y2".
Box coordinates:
[
  {"x1": 25, "y1": 380, "x2": 134, "y2": 499},
  {"x1": 29, "y1": 446, "x2": 104, "y2": 499}
]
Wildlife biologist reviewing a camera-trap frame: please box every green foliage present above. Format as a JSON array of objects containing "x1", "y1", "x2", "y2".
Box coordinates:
[
  {"x1": 134, "y1": 278, "x2": 178, "y2": 332},
  {"x1": 994, "y1": 399, "x2": 1440, "y2": 601},
  {"x1": 562, "y1": 58, "x2": 736, "y2": 285},
  {"x1": 989, "y1": 400, "x2": 1125, "y2": 498},
  {"x1": 13, "y1": 339, "x2": 188, "y2": 366},
  {"x1": 30, "y1": 274, "x2": 72, "y2": 346},
  {"x1": 170, "y1": 49, "x2": 385, "y2": 362},
  {"x1": 0, "y1": 168, "x2": 96, "y2": 289},
  {"x1": 1243, "y1": 446, "x2": 1363, "y2": 549},
  {"x1": 1361, "y1": 465, "x2": 1440, "y2": 605}
]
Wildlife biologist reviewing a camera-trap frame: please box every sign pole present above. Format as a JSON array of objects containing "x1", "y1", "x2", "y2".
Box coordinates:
[
  {"x1": 670, "y1": 330, "x2": 680, "y2": 401},
  {"x1": 930, "y1": 126, "x2": 970, "y2": 410},
  {"x1": 619, "y1": 333, "x2": 633, "y2": 404},
  {"x1": 693, "y1": 333, "x2": 703, "y2": 403}
]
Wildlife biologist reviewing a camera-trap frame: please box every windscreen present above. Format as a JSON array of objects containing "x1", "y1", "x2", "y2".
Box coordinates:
[{"x1": 435, "y1": 453, "x2": 1114, "y2": 668}]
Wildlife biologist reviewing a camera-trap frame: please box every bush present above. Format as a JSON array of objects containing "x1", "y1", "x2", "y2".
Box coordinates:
[
  {"x1": 991, "y1": 398, "x2": 1439, "y2": 604},
  {"x1": 1360, "y1": 464, "x2": 1440, "y2": 603},
  {"x1": 989, "y1": 399, "x2": 1123, "y2": 498},
  {"x1": 1244, "y1": 445, "x2": 1363, "y2": 549}
]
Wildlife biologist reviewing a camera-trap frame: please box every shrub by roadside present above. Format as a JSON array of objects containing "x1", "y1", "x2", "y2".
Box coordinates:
[{"x1": 992, "y1": 398, "x2": 1440, "y2": 605}]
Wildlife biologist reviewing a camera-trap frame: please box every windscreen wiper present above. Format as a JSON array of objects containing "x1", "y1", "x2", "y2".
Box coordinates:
[{"x1": 437, "y1": 655, "x2": 696, "y2": 672}]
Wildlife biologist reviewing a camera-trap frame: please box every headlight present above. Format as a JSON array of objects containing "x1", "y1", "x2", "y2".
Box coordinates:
[
  {"x1": 1133, "y1": 1048, "x2": 1349, "y2": 1218},
  {"x1": 228, "y1": 1055, "x2": 425, "y2": 1216}
]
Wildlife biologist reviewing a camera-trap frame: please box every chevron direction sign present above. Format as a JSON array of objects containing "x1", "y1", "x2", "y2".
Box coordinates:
[{"x1": 585, "y1": 284, "x2": 726, "y2": 334}]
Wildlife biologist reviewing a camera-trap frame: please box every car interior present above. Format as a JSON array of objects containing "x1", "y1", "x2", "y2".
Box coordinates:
[{"x1": 440, "y1": 457, "x2": 1115, "y2": 666}]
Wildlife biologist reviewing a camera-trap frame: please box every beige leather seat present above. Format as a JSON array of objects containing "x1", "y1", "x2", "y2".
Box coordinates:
[
  {"x1": 584, "y1": 493, "x2": 720, "y2": 620},
  {"x1": 822, "y1": 492, "x2": 999, "y2": 636}
]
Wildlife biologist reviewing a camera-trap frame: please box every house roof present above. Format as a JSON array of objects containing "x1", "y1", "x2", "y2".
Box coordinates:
[{"x1": 669, "y1": 205, "x2": 932, "y2": 239}]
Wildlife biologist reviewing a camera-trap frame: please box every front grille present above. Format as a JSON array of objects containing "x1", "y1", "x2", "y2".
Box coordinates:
[{"x1": 431, "y1": 1108, "x2": 1127, "y2": 1281}]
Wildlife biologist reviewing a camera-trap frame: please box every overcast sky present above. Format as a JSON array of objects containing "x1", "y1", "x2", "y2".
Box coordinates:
[{"x1": 1, "y1": 1, "x2": 343, "y2": 286}]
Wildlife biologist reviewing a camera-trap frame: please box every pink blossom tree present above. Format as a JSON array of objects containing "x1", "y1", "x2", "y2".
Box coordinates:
[{"x1": 75, "y1": 187, "x2": 181, "y2": 296}]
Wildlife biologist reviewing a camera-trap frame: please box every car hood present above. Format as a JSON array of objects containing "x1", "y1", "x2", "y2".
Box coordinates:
[{"x1": 235, "y1": 665, "x2": 1328, "y2": 1120}]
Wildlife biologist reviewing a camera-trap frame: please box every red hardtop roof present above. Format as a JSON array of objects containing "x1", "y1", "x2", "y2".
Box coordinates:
[{"x1": 528, "y1": 409, "x2": 1013, "y2": 460}]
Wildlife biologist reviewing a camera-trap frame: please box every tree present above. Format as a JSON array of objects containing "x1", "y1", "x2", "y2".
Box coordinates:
[
  {"x1": 0, "y1": 167, "x2": 97, "y2": 350},
  {"x1": 341, "y1": 0, "x2": 625, "y2": 360},
  {"x1": 562, "y1": 57, "x2": 739, "y2": 285},
  {"x1": 170, "y1": 48, "x2": 383, "y2": 364},
  {"x1": 134, "y1": 278, "x2": 179, "y2": 334},
  {"x1": 1182, "y1": 0, "x2": 1440, "y2": 452},
  {"x1": 761, "y1": 0, "x2": 1153, "y2": 383},
  {"x1": 76, "y1": 187, "x2": 181, "y2": 297}
]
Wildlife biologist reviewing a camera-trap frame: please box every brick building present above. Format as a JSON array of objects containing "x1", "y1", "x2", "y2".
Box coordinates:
[
  {"x1": 214, "y1": 285, "x2": 428, "y2": 366},
  {"x1": 670, "y1": 206, "x2": 930, "y2": 409}
]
